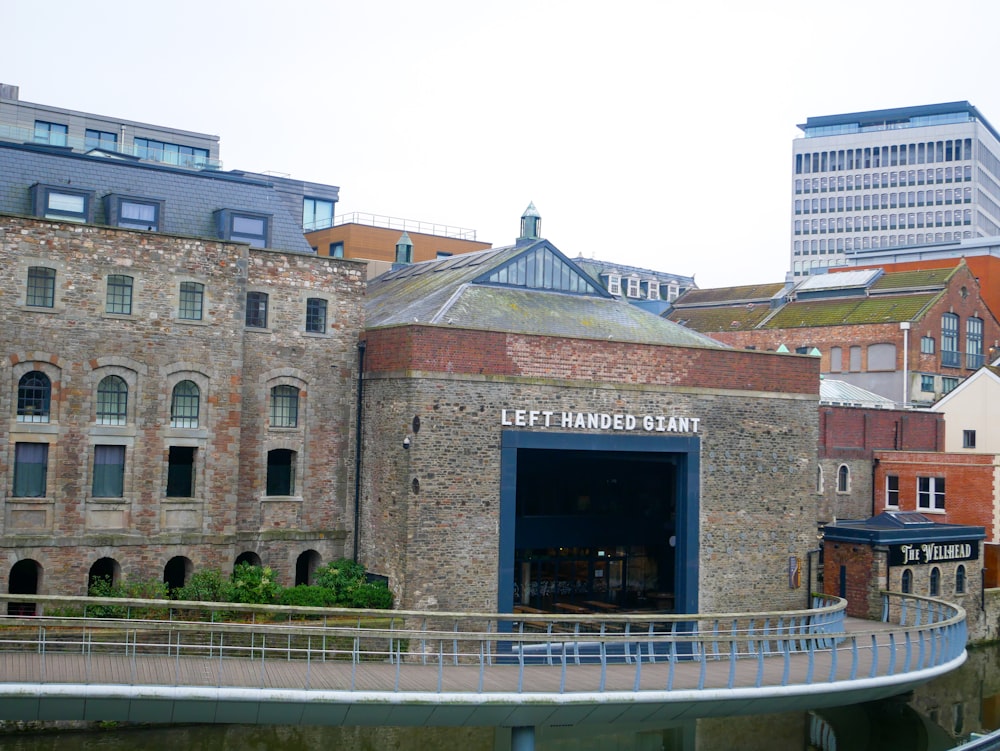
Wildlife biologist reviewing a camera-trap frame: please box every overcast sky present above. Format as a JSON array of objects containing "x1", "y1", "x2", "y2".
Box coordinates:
[{"x1": 6, "y1": 0, "x2": 1000, "y2": 288}]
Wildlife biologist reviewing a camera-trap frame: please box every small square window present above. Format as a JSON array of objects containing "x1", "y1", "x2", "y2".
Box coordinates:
[
  {"x1": 216, "y1": 209, "x2": 271, "y2": 248},
  {"x1": 105, "y1": 195, "x2": 163, "y2": 231},
  {"x1": 918, "y1": 476, "x2": 945, "y2": 510},
  {"x1": 106, "y1": 275, "x2": 134, "y2": 315},
  {"x1": 303, "y1": 198, "x2": 334, "y2": 231},
  {"x1": 178, "y1": 282, "x2": 204, "y2": 321},
  {"x1": 942, "y1": 376, "x2": 959, "y2": 394},
  {"x1": 920, "y1": 374, "x2": 935, "y2": 392},
  {"x1": 329, "y1": 242, "x2": 344, "y2": 258},
  {"x1": 26, "y1": 266, "x2": 56, "y2": 308},
  {"x1": 963, "y1": 430, "x2": 977, "y2": 449},
  {"x1": 245, "y1": 291, "x2": 269, "y2": 328},
  {"x1": 306, "y1": 297, "x2": 327, "y2": 333},
  {"x1": 85, "y1": 129, "x2": 117, "y2": 151},
  {"x1": 920, "y1": 336, "x2": 935, "y2": 354}
]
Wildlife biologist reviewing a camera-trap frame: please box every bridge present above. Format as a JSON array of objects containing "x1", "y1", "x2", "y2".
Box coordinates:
[{"x1": 0, "y1": 593, "x2": 967, "y2": 750}]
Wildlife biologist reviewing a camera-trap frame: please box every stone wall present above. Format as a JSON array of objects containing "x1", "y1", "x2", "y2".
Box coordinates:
[
  {"x1": 0, "y1": 215, "x2": 364, "y2": 593},
  {"x1": 360, "y1": 324, "x2": 821, "y2": 614}
]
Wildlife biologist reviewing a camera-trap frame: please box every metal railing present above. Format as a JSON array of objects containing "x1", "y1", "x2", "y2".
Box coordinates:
[
  {"x1": 0, "y1": 592, "x2": 964, "y2": 696},
  {"x1": 331, "y1": 212, "x2": 478, "y2": 240}
]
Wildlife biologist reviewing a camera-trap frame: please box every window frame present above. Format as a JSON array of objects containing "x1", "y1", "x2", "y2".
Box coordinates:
[
  {"x1": 170, "y1": 380, "x2": 201, "y2": 429},
  {"x1": 92, "y1": 444, "x2": 126, "y2": 498},
  {"x1": 626, "y1": 277, "x2": 641, "y2": 299},
  {"x1": 96, "y1": 375, "x2": 128, "y2": 426},
  {"x1": 607, "y1": 275, "x2": 621, "y2": 296},
  {"x1": 17, "y1": 371, "x2": 52, "y2": 423},
  {"x1": 303, "y1": 197, "x2": 334, "y2": 231},
  {"x1": 166, "y1": 445, "x2": 196, "y2": 497},
  {"x1": 105, "y1": 274, "x2": 134, "y2": 316},
  {"x1": 917, "y1": 476, "x2": 946, "y2": 511},
  {"x1": 963, "y1": 429, "x2": 977, "y2": 449},
  {"x1": 305, "y1": 297, "x2": 328, "y2": 334},
  {"x1": 30, "y1": 184, "x2": 94, "y2": 223},
  {"x1": 941, "y1": 313, "x2": 960, "y2": 367},
  {"x1": 266, "y1": 448, "x2": 297, "y2": 496},
  {"x1": 104, "y1": 194, "x2": 164, "y2": 232},
  {"x1": 33, "y1": 120, "x2": 67, "y2": 146},
  {"x1": 215, "y1": 209, "x2": 271, "y2": 248},
  {"x1": 85, "y1": 128, "x2": 118, "y2": 151},
  {"x1": 967, "y1": 317, "x2": 984, "y2": 369},
  {"x1": 245, "y1": 291, "x2": 269, "y2": 329},
  {"x1": 13, "y1": 442, "x2": 49, "y2": 498},
  {"x1": 270, "y1": 385, "x2": 300, "y2": 429},
  {"x1": 885, "y1": 474, "x2": 899, "y2": 508},
  {"x1": 25, "y1": 266, "x2": 56, "y2": 308},
  {"x1": 836, "y1": 464, "x2": 850, "y2": 493},
  {"x1": 177, "y1": 281, "x2": 205, "y2": 321}
]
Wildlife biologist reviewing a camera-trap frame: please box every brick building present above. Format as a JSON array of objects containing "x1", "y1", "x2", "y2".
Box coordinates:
[
  {"x1": 360, "y1": 223, "x2": 824, "y2": 616},
  {"x1": 668, "y1": 263, "x2": 1000, "y2": 405},
  {"x1": 0, "y1": 142, "x2": 365, "y2": 600}
]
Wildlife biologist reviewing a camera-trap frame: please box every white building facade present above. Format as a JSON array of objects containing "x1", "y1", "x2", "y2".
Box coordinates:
[{"x1": 791, "y1": 102, "x2": 1000, "y2": 278}]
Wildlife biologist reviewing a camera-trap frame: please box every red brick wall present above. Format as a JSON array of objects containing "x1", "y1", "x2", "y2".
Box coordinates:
[
  {"x1": 823, "y1": 542, "x2": 877, "y2": 618},
  {"x1": 364, "y1": 326, "x2": 820, "y2": 394},
  {"x1": 819, "y1": 407, "x2": 943, "y2": 459},
  {"x1": 873, "y1": 450, "x2": 995, "y2": 539}
]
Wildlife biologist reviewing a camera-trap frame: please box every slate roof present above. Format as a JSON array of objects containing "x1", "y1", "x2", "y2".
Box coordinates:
[
  {"x1": 0, "y1": 141, "x2": 314, "y2": 253},
  {"x1": 669, "y1": 304, "x2": 776, "y2": 332},
  {"x1": 762, "y1": 293, "x2": 939, "y2": 328},
  {"x1": 365, "y1": 241, "x2": 727, "y2": 348}
]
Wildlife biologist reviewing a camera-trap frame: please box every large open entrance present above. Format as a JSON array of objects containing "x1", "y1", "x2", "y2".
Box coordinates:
[{"x1": 499, "y1": 431, "x2": 699, "y2": 616}]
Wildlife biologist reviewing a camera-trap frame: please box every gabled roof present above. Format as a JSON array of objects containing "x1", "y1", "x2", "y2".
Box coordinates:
[
  {"x1": 929, "y1": 364, "x2": 1000, "y2": 412},
  {"x1": 869, "y1": 266, "x2": 957, "y2": 291},
  {"x1": 673, "y1": 282, "x2": 787, "y2": 307},
  {"x1": 365, "y1": 240, "x2": 726, "y2": 348},
  {"x1": 669, "y1": 304, "x2": 776, "y2": 332},
  {"x1": 762, "y1": 293, "x2": 939, "y2": 328},
  {"x1": 820, "y1": 379, "x2": 896, "y2": 408}
]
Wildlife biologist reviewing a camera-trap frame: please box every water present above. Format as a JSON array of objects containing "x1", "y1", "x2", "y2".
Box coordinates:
[{"x1": 1, "y1": 643, "x2": 997, "y2": 751}]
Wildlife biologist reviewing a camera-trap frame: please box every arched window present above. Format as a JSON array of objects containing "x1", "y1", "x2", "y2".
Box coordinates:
[
  {"x1": 956, "y1": 564, "x2": 966, "y2": 594},
  {"x1": 96, "y1": 375, "x2": 128, "y2": 425},
  {"x1": 17, "y1": 371, "x2": 51, "y2": 423},
  {"x1": 270, "y1": 385, "x2": 299, "y2": 428},
  {"x1": 837, "y1": 465, "x2": 850, "y2": 493},
  {"x1": 901, "y1": 568, "x2": 912, "y2": 594},
  {"x1": 170, "y1": 380, "x2": 200, "y2": 428},
  {"x1": 930, "y1": 566, "x2": 941, "y2": 597}
]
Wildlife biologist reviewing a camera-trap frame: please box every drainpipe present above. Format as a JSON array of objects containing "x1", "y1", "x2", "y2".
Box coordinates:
[
  {"x1": 900, "y1": 321, "x2": 910, "y2": 407},
  {"x1": 352, "y1": 340, "x2": 367, "y2": 563}
]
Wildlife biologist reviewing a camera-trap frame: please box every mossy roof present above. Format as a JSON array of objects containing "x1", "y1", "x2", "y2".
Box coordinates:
[{"x1": 762, "y1": 293, "x2": 939, "y2": 328}]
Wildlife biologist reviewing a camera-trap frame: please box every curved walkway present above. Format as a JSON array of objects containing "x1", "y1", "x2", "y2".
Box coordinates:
[{"x1": 0, "y1": 592, "x2": 967, "y2": 729}]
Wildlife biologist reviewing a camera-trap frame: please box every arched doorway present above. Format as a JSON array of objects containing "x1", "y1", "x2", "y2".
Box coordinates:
[
  {"x1": 88, "y1": 557, "x2": 120, "y2": 592},
  {"x1": 163, "y1": 556, "x2": 192, "y2": 591},
  {"x1": 9, "y1": 559, "x2": 42, "y2": 615},
  {"x1": 234, "y1": 551, "x2": 262, "y2": 569},
  {"x1": 296, "y1": 550, "x2": 322, "y2": 585}
]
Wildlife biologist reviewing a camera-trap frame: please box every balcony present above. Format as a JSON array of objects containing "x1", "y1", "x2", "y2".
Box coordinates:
[{"x1": 331, "y1": 212, "x2": 478, "y2": 241}]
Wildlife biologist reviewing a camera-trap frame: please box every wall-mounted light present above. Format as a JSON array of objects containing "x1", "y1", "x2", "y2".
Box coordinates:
[{"x1": 403, "y1": 436, "x2": 411, "y2": 450}]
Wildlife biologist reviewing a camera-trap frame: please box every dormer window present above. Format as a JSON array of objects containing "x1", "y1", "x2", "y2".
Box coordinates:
[
  {"x1": 626, "y1": 277, "x2": 641, "y2": 298},
  {"x1": 30, "y1": 184, "x2": 95, "y2": 223},
  {"x1": 215, "y1": 209, "x2": 271, "y2": 248},
  {"x1": 647, "y1": 281, "x2": 660, "y2": 300},
  {"x1": 104, "y1": 194, "x2": 164, "y2": 232},
  {"x1": 607, "y1": 275, "x2": 622, "y2": 296}
]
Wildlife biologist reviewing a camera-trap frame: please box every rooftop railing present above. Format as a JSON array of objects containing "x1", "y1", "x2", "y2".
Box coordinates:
[{"x1": 330, "y1": 212, "x2": 478, "y2": 241}]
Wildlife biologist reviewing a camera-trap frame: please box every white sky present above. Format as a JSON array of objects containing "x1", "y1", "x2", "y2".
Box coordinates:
[{"x1": 5, "y1": 0, "x2": 1000, "y2": 288}]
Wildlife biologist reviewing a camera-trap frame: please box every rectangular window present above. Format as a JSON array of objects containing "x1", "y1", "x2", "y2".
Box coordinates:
[
  {"x1": 963, "y1": 430, "x2": 977, "y2": 449},
  {"x1": 607, "y1": 275, "x2": 621, "y2": 295},
  {"x1": 34, "y1": 120, "x2": 67, "y2": 146},
  {"x1": 92, "y1": 445, "x2": 125, "y2": 497},
  {"x1": 646, "y1": 281, "x2": 660, "y2": 301},
  {"x1": 85, "y1": 129, "x2": 117, "y2": 151},
  {"x1": 921, "y1": 374, "x2": 935, "y2": 392},
  {"x1": 918, "y1": 476, "x2": 945, "y2": 510},
  {"x1": 31, "y1": 184, "x2": 94, "y2": 223},
  {"x1": 941, "y1": 313, "x2": 959, "y2": 367},
  {"x1": 886, "y1": 475, "x2": 899, "y2": 508},
  {"x1": 245, "y1": 291, "x2": 269, "y2": 328},
  {"x1": 967, "y1": 317, "x2": 984, "y2": 369},
  {"x1": 26, "y1": 267, "x2": 56, "y2": 308},
  {"x1": 329, "y1": 242, "x2": 344, "y2": 258},
  {"x1": 303, "y1": 198, "x2": 335, "y2": 230},
  {"x1": 105, "y1": 274, "x2": 134, "y2": 315},
  {"x1": 942, "y1": 376, "x2": 959, "y2": 393},
  {"x1": 270, "y1": 386, "x2": 299, "y2": 428},
  {"x1": 166, "y1": 446, "x2": 195, "y2": 497},
  {"x1": 13, "y1": 442, "x2": 48, "y2": 497},
  {"x1": 306, "y1": 297, "x2": 327, "y2": 333},
  {"x1": 134, "y1": 138, "x2": 209, "y2": 168},
  {"x1": 626, "y1": 277, "x2": 641, "y2": 298},
  {"x1": 266, "y1": 449, "x2": 296, "y2": 496},
  {"x1": 117, "y1": 199, "x2": 160, "y2": 231},
  {"x1": 920, "y1": 336, "x2": 935, "y2": 354},
  {"x1": 178, "y1": 282, "x2": 204, "y2": 320}
]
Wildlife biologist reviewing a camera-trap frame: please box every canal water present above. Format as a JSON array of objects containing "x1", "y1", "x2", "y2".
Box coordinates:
[{"x1": 1, "y1": 643, "x2": 997, "y2": 751}]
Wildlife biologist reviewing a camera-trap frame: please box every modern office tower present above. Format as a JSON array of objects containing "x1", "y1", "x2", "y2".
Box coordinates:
[{"x1": 791, "y1": 102, "x2": 1000, "y2": 278}]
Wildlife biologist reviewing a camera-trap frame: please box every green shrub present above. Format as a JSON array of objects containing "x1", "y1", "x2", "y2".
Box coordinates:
[
  {"x1": 230, "y1": 562, "x2": 281, "y2": 604},
  {"x1": 174, "y1": 569, "x2": 234, "y2": 603},
  {"x1": 275, "y1": 585, "x2": 335, "y2": 608},
  {"x1": 86, "y1": 576, "x2": 169, "y2": 618},
  {"x1": 313, "y1": 559, "x2": 393, "y2": 609}
]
